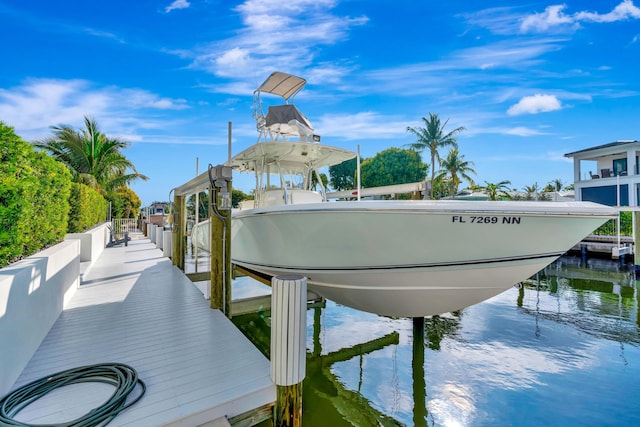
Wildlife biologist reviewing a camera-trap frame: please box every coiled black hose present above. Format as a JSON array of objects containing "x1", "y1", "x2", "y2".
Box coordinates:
[{"x1": 0, "y1": 363, "x2": 146, "y2": 427}]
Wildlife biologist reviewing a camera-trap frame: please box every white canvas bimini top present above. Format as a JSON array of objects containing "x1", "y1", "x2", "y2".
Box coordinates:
[{"x1": 256, "y1": 72, "x2": 307, "y2": 101}]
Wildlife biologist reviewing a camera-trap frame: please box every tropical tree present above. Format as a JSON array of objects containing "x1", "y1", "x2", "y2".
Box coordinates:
[
  {"x1": 232, "y1": 189, "x2": 253, "y2": 209},
  {"x1": 406, "y1": 113, "x2": 465, "y2": 199},
  {"x1": 33, "y1": 116, "x2": 148, "y2": 193},
  {"x1": 310, "y1": 172, "x2": 329, "y2": 191},
  {"x1": 329, "y1": 158, "x2": 357, "y2": 190},
  {"x1": 360, "y1": 148, "x2": 428, "y2": 190},
  {"x1": 187, "y1": 191, "x2": 208, "y2": 220},
  {"x1": 480, "y1": 180, "x2": 512, "y2": 201},
  {"x1": 435, "y1": 148, "x2": 476, "y2": 195},
  {"x1": 431, "y1": 174, "x2": 455, "y2": 199},
  {"x1": 109, "y1": 187, "x2": 141, "y2": 218},
  {"x1": 545, "y1": 178, "x2": 564, "y2": 193},
  {"x1": 542, "y1": 178, "x2": 567, "y2": 193},
  {"x1": 522, "y1": 183, "x2": 540, "y2": 200}
]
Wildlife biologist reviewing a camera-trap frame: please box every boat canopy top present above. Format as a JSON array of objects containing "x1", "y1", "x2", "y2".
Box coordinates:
[
  {"x1": 255, "y1": 72, "x2": 306, "y2": 101},
  {"x1": 232, "y1": 140, "x2": 355, "y2": 175},
  {"x1": 253, "y1": 72, "x2": 319, "y2": 143}
]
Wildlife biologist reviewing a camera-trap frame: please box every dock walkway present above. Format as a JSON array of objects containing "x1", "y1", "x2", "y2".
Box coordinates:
[{"x1": 12, "y1": 235, "x2": 275, "y2": 426}]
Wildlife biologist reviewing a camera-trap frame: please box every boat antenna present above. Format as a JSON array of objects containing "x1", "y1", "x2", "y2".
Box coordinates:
[{"x1": 227, "y1": 121, "x2": 232, "y2": 166}]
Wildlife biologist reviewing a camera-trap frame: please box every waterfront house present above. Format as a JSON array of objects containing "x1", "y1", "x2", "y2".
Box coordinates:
[{"x1": 565, "y1": 140, "x2": 640, "y2": 206}]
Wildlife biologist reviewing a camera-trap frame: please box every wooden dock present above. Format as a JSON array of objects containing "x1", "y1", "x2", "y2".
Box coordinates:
[{"x1": 11, "y1": 235, "x2": 275, "y2": 426}]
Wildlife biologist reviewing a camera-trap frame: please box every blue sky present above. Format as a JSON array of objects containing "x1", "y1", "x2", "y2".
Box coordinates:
[{"x1": 1, "y1": 0, "x2": 639, "y2": 205}]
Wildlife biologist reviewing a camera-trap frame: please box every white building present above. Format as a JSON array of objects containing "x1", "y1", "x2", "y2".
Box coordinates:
[{"x1": 565, "y1": 140, "x2": 640, "y2": 207}]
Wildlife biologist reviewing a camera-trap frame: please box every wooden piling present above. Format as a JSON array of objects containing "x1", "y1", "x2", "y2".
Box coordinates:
[
  {"x1": 172, "y1": 194, "x2": 185, "y2": 270},
  {"x1": 271, "y1": 275, "x2": 307, "y2": 427},
  {"x1": 275, "y1": 384, "x2": 302, "y2": 427},
  {"x1": 412, "y1": 317, "x2": 427, "y2": 427},
  {"x1": 209, "y1": 183, "x2": 232, "y2": 315}
]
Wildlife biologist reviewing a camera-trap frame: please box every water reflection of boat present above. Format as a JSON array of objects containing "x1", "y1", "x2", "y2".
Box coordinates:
[{"x1": 193, "y1": 72, "x2": 616, "y2": 318}]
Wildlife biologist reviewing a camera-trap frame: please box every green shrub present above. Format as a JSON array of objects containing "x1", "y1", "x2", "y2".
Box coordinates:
[
  {"x1": 0, "y1": 122, "x2": 71, "y2": 267},
  {"x1": 67, "y1": 183, "x2": 108, "y2": 233},
  {"x1": 593, "y1": 211, "x2": 632, "y2": 236}
]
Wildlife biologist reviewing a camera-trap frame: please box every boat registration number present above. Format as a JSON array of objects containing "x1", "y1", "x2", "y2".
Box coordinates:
[{"x1": 451, "y1": 215, "x2": 521, "y2": 224}]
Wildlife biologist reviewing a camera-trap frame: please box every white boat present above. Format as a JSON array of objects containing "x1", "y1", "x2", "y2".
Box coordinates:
[{"x1": 192, "y1": 72, "x2": 616, "y2": 317}]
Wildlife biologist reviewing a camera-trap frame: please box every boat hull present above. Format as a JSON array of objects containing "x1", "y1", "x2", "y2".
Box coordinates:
[
  {"x1": 226, "y1": 200, "x2": 615, "y2": 317},
  {"x1": 234, "y1": 255, "x2": 559, "y2": 317}
]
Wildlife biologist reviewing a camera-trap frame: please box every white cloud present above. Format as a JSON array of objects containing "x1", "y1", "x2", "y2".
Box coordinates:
[
  {"x1": 165, "y1": 0, "x2": 190, "y2": 14},
  {"x1": 504, "y1": 126, "x2": 545, "y2": 136},
  {"x1": 521, "y1": 1, "x2": 640, "y2": 33},
  {"x1": 186, "y1": 0, "x2": 368, "y2": 80},
  {"x1": 315, "y1": 112, "x2": 410, "y2": 141},
  {"x1": 575, "y1": 0, "x2": 640, "y2": 23},
  {"x1": 235, "y1": 0, "x2": 337, "y2": 16},
  {"x1": 507, "y1": 94, "x2": 562, "y2": 116},
  {"x1": 214, "y1": 48, "x2": 253, "y2": 77},
  {"x1": 0, "y1": 79, "x2": 190, "y2": 141},
  {"x1": 521, "y1": 5, "x2": 575, "y2": 33}
]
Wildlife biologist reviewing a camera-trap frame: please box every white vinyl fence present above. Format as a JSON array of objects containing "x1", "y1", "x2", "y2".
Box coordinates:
[{"x1": 111, "y1": 218, "x2": 141, "y2": 233}]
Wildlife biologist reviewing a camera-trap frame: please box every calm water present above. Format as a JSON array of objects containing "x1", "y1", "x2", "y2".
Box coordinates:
[{"x1": 233, "y1": 256, "x2": 640, "y2": 426}]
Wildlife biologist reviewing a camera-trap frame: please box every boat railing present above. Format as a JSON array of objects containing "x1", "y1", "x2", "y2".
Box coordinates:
[{"x1": 255, "y1": 188, "x2": 324, "y2": 207}]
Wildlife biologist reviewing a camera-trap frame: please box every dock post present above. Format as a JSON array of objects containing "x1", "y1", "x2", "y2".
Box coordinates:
[
  {"x1": 172, "y1": 194, "x2": 185, "y2": 270},
  {"x1": 163, "y1": 230, "x2": 172, "y2": 258},
  {"x1": 208, "y1": 165, "x2": 233, "y2": 315},
  {"x1": 271, "y1": 275, "x2": 307, "y2": 427},
  {"x1": 412, "y1": 317, "x2": 427, "y2": 427},
  {"x1": 634, "y1": 211, "x2": 640, "y2": 268},
  {"x1": 149, "y1": 224, "x2": 156, "y2": 243},
  {"x1": 156, "y1": 226, "x2": 164, "y2": 250}
]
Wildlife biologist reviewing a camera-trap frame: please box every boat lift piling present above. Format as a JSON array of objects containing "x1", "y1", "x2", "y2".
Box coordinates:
[
  {"x1": 271, "y1": 275, "x2": 307, "y2": 427},
  {"x1": 171, "y1": 163, "x2": 232, "y2": 312},
  {"x1": 207, "y1": 164, "x2": 233, "y2": 313}
]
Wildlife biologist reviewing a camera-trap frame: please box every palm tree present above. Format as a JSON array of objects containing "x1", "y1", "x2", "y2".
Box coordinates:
[
  {"x1": 436, "y1": 148, "x2": 476, "y2": 195},
  {"x1": 522, "y1": 182, "x2": 540, "y2": 200},
  {"x1": 547, "y1": 178, "x2": 564, "y2": 192},
  {"x1": 34, "y1": 116, "x2": 148, "y2": 193},
  {"x1": 406, "y1": 113, "x2": 465, "y2": 199},
  {"x1": 480, "y1": 180, "x2": 512, "y2": 201},
  {"x1": 431, "y1": 173, "x2": 455, "y2": 199}
]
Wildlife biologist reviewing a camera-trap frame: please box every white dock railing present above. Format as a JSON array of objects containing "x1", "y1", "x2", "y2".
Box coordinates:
[{"x1": 111, "y1": 218, "x2": 141, "y2": 233}]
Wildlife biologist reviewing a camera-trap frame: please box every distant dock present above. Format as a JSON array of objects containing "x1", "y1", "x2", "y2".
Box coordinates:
[{"x1": 571, "y1": 234, "x2": 634, "y2": 261}]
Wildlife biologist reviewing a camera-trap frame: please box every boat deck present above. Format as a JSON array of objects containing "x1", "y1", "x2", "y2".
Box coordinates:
[{"x1": 11, "y1": 235, "x2": 275, "y2": 426}]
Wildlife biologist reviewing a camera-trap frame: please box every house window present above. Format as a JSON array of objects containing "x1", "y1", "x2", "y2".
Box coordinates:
[{"x1": 613, "y1": 158, "x2": 627, "y2": 176}]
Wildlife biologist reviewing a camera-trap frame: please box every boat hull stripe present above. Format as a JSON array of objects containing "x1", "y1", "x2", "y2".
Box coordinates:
[{"x1": 232, "y1": 252, "x2": 563, "y2": 272}]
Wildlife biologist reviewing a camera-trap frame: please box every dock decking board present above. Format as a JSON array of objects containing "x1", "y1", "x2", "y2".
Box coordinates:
[{"x1": 12, "y1": 236, "x2": 275, "y2": 427}]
